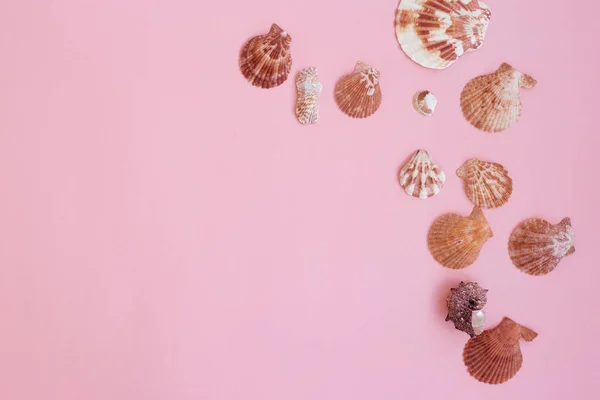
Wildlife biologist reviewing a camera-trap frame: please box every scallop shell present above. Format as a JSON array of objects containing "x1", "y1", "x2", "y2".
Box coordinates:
[
  {"x1": 334, "y1": 61, "x2": 382, "y2": 118},
  {"x1": 461, "y1": 63, "x2": 537, "y2": 132},
  {"x1": 463, "y1": 317, "x2": 538, "y2": 384},
  {"x1": 412, "y1": 90, "x2": 437, "y2": 116},
  {"x1": 428, "y1": 207, "x2": 493, "y2": 269},
  {"x1": 295, "y1": 67, "x2": 322, "y2": 125},
  {"x1": 456, "y1": 158, "x2": 513, "y2": 209},
  {"x1": 398, "y1": 149, "x2": 445, "y2": 199},
  {"x1": 446, "y1": 281, "x2": 488, "y2": 337},
  {"x1": 508, "y1": 217, "x2": 575, "y2": 276},
  {"x1": 239, "y1": 24, "x2": 292, "y2": 89},
  {"x1": 394, "y1": 0, "x2": 492, "y2": 69}
]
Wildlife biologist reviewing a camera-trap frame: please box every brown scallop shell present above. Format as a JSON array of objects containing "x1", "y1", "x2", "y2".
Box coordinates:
[
  {"x1": 334, "y1": 61, "x2": 382, "y2": 118},
  {"x1": 456, "y1": 158, "x2": 513, "y2": 209},
  {"x1": 461, "y1": 63, "x2": 536, "y2": 132},
  {"x1": 239, "y1": 24, "x2": 292, "y2": 88},
  {"x1": 508, "y1": 217, "x2": 575, "y2": 276},
  {"x1": 428, "y1": 207, "x2": 493, "y2": 269},
  {"x1": 394, "y1": 0, "x2": 492, "y2": 69},
  {"x1": 398, "y1": 149, "x2": 445, "y2": 199},
  {"x1": 463, "y1": 317, "x2": 538, "y2": 384}
]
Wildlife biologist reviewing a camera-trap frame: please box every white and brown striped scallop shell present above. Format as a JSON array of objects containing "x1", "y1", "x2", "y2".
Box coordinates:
[
  {"x1": 398, "y1": 149, "x2": 445, "y2": 199},
  {"x1": 456, "y1": 158, "x2": 512, "y2": 208},
  {"x1": 508, "y1": 217, "x2": 575, "y2": 276},
  {"x1": 334, "y1": 61, "x2": 382, "y2": 119},
  {"x1": 412, "y1": 90, "x2": 437, "y2": 116},
  {"x1": 461, "y1": 63, "x2": 537, "y2": 132},
  {"x1": 463, "y1": 317, "x2": 538, "y2": 384},
  {"x1": 394, "y1": 0, "x2": 491, "y2": 69},
  {"x1": 428, "y1": 207, "x2": 493, "y2": 269},
  {"x1": 239, "y1": 24, "x2": 292, "y2": 89},
  {"x1": 295, "y1": 67, "x2": 322, "y2": 125}
]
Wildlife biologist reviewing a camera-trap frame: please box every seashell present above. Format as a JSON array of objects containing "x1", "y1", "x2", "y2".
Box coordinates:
[
  {"x1": 446, "y1": 281, "x2": 488, "y2": 337},
  {"x1": 398, "y1": 149, "x2": 445, "y2": 199},
  {"x1": 461, "y1": 63, "x2": 537, "y2": 132},
  {"x1": 334, "y1": 61, "x2": 382, "y2": 119},
  {"x1": 428, "y1": 207, "x2": 493, "y2": 269},
  {"x1": 412, "y1": 90, "x2": 437, "y2": 116},
  {"x1": 508, "y1": 217, "x2": 575, "y2": 276},
  {"x1": 295, "y1": 67, "x2": 322, "y2": 124},
  {"x1": 394, "y1": 0, "x2": 492, "y2": 69},
  {"x1": 463, "y1": 317, "x2": 538, "y2": 384},
  {"x1": 456, "y1": 158, "x2": 513, "y2": 209},
  {"x1": 239, "y1": 24, "x2": 292, "y2": 89}
]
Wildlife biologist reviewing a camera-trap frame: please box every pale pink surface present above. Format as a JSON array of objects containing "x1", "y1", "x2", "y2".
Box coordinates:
[{"x1": 0, "y1": 0, "x2": 599, "y2": 399}]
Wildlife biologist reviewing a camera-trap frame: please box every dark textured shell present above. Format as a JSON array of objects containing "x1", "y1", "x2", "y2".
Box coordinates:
[
  {"x1": 461, "y1": 63, "x2": 536, "y2": 132},
  {"x1": 463, "y1": 317, "x2": 538, "y2": 384},
  {"x1": 508, "y1": 217, "x2": 575, "y2": 276},
  {"x1": 428, "y1": 207, "x2": 493, "y2": 269},
  {"x1": 334, "y1": 61, "x2": 381, "y2": 118},
  {"x1": 394, "y1": 0, "x2": 492, "y2": 69},
  {"x1": 239, "y1": 24, "x2": 292, "y2": 88},
  {"x1": 446, "y1": 282, "x2": 488, "y2": 337}
]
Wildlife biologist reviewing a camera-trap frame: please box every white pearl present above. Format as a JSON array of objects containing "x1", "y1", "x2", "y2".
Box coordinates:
[{"x1": 471, "y1": 310, "x2": 486, "y2": 335}]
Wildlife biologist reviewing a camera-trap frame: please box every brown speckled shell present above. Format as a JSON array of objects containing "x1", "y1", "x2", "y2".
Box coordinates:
[
  {"x1": 463, "y1": 317, "x2": 538, "y2": 384},
  {"x1": 334, "y1": 61, "x2": 381, "y2": 118},
  {"x1": 239, "y1": 24, "x2": 292, "y2": 88},
  {"x1": 456, "y1": 158, "x2": 512, "y2": 208},
  {"x1": 446, "y1": 282, "x2": 488, "y2": 337},
  {"x1": 461, "y1": 63, "x2": 536, "y2": 132},
  {"x1": 394, "y1": 0, "x2": 492, "y2": 69},
  {"x1": 508, "y1": 217, "x2": 575, "y2": 276},
  {"x1": 428, "y1": 207, "x2": 493, "y2": 269}
]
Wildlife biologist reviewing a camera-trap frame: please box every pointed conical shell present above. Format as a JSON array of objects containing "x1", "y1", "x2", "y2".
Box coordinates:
[
  {"x1": 463, "y1": 317, "x2": 537, "y2": 384},
  {"x1": 394, "y1": 0, "x2": 492, "y2": 69},
  {"x1": 239, "y1": 24, "x2": 292, "y2": 89},
  {"x1": 334, "y1": 61, "x2": 382, "y2": 119},
  {"x1": 412, "y1": 90, "x2": 437, "y2": 116},
  {"x1": 398, "y1": 149, "x2": 445, "y2": 199},
  {"x1": 456, "y1": 158, "x2": 513, "y2": 209},
  {"x1": 428, "y1": 207, "x2": 493, "y2": 269},
  {"x1": 461, "y1": 63, "x2": 536, "y2": 132},
  {"x1": 508, "y1": 217, "x2": 575, "y2": 276},
  {"x1": 295, "y1": 67, "x2": 322, "y2": 125}
]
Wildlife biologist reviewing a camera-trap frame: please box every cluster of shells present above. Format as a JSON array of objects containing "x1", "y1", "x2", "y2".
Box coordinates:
[{"x1": 239, "y1": 0, "x2": 572, "y2": 386}]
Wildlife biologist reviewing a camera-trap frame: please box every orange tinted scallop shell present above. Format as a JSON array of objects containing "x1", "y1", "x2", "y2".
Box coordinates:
[
  {"x1": 334, "y1": 61, "x2": 382, "y2": 119},
  {"x1": 463, "y1": 317, "x2": 538, "y2": 384},
  {"x1": 456, "y1": 158, "x2": 513, "y2": 208},
  {"x1": 428, "y1": 207, "x2": 493, "y2": 269}
]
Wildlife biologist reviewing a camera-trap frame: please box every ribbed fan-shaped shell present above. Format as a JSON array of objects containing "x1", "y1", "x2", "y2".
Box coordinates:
[
  {"x1": 461, "y1": 63, "x2": 536, "y2": 132},
  {"x1": 394, "y1": 0, "x2": 491, "y2": 69},
  {"x1": 456, "y1": 158, "x2": 512, "y2": 208},
  {"x1": 428, "y1": 207, "x2": 493, "y2": 269},
  {"x1": 508, "y1": 217, "x2": 575, "y2": 276},
  {"x1": 398, "y1": 149, "x2": 445, "y2": 199},
  {"x1": 334, "y1": 61, "x2": 382, "y2": 118},
  {"x1": 463, "y1": 317, "x2": 538, "y2": 384},
  {"x1": 295, "y1": 67, "x2": 322, "y2": 125},
  {"x1": 239, "y1": 24, "x2": 292, "y2": 88},
  {"x1": 412, "y1": 90, "x2": 437, "y2": 116}
]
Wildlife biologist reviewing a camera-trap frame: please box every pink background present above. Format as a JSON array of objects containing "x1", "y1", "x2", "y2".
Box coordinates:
[{"x1": 1, "y1": 0, "x2": 599, "y2": 399}]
